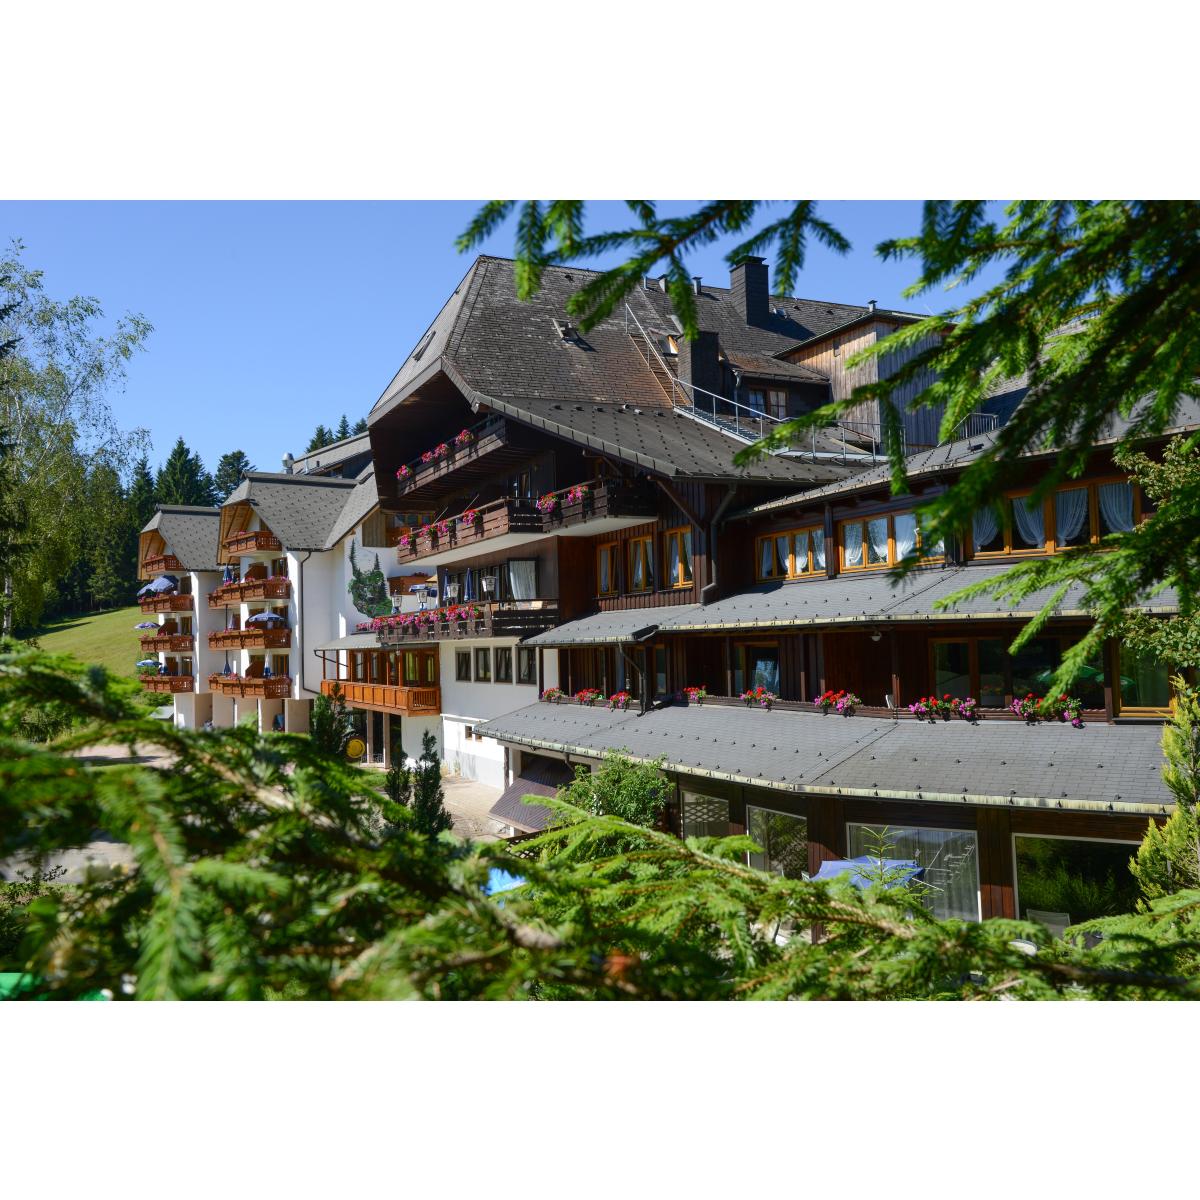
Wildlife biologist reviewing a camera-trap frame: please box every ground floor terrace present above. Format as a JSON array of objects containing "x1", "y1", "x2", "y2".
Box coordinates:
[{"x1": 478, "y1": 698, "x2": 1171, "y2": 929}]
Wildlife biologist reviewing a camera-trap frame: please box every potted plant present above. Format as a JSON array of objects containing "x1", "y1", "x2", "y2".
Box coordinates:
[
  {"x1": 536, "y1": 493, "x2": 560, "y2": 519},
  {"x1": 574, "y1": 687, "x2": 603, "y2": 706},
  {"x1": 396, "y1": 464, "x2": 411, "y2": 481},
  {"x1": 1044, "y1": 693, "x2": 1085, "y2": 728},
  {"x1": 541, "y1": 687, "x2": 565, "y2": 704},
  {"x1": 454, "y1": 428, "x2": 474, "y2": 448},
  {"x1": 742, "y1": 685, "x2": 777, "y2": 710},
  {"x1": 1010, "y1": 693, "x2": 1041, "y2": 722},
  {"x1": 908, "y1": 694, "x2": 952, "y2": 722},
  {"x1": 458, "y1": 508, "x2": 479, "y2": 533},
  {"x1": 683, "y1": 685, "x2": 707, "y2": 705},
  {"x1": 608, "y1": 690, "x2": 632, "y2": 711},
  {"x1": 950, "y1": 696, "x2": 980, "y2": 721}
]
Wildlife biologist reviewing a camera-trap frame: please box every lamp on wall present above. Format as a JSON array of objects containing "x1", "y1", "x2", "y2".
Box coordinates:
[{"x1": 870, "y1": 629, "x2": 883, "y2": 643}]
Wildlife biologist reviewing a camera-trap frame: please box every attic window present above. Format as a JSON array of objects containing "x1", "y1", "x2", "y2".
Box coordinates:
[
  {"x1": 411, "y1": 331, "x2": 435, "y2": 362},
  {"x1": 552, "y1": 319, "x2": 577, "y2": 341}
]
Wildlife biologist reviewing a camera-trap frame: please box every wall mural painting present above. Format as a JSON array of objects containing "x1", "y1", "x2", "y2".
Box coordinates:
[{"x1": 348, "y1": 540, "x2": 392, "y2": 618}]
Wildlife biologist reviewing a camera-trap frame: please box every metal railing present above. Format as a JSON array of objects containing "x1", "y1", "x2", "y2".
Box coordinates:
[{"x1": 624, "y1": 302, "x2": 1003, "y2": 461}]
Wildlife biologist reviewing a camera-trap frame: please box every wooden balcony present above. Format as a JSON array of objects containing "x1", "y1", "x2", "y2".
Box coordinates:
[
  {"x1": 208, "y1": 628, "x2": 292, "y2": 650},
  {"x1": 386, "y1": 415, "x2": 534, "y2": 506},
  {"x1": 320, "y1": 679, "x2": 441, "y2": 716},
  {"x1": 208, "y1": 674, "x2": 292, "y2": 699},
  {"x1": 143, "y1": 552, "x2": 183, "y2": 574},
  {"x1": 392, "y1": 496, "x2": 546, "y2": 569},
  {"x1": 539, "y1": 479, "x2": 658, "y2": 534},
  {"x1": 141, "y1": 675, "x2": 195, "y2": 694},
  {"x1": 223, "y1": 531, "x2": 283, "y2": 556},
  {"x1": 140, "y1": 594, "x2": 194, "y2": 614},
  {"x1": 207, "y1": 577, "x2": 291, "y2": 608},
  {"x1": 139, "y1": 633, "x2": 195, "y2": 653},
  {"x1": 376, "y1": 603, "x2": 559, "y2": 646}
]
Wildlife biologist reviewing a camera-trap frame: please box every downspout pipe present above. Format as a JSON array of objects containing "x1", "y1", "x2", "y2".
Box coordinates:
[
  {"x1": 700, "y1": 485, "x2": 738, "y2": 607},
  {"x1": 297, "y1": 550, "x2": 314, "y2": 696}
]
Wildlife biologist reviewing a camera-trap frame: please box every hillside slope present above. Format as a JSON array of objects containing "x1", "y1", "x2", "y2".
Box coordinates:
[{"x1": 31, "y1": 606, "x2": 145, "y2": 679}]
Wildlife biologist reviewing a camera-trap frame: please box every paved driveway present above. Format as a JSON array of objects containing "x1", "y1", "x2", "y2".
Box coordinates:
[{"x1": 440, "y1": 776, "x2": 506, "y2": 842}]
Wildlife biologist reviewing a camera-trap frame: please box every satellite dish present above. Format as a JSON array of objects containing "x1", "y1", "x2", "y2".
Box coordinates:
[{"x1": 346, "y1": 737, "x2": 366, "y2": 760}]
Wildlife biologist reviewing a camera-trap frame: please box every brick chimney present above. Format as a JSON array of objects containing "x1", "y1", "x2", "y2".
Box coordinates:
[
  {"x1": 730, "y1": 256, "x2": 769, "y2": 327},
  {"x1": 677, "y1": 330, "x2": 722, "y2": 398}
]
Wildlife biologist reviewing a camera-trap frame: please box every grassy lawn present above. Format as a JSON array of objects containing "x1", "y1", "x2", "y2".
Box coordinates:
[{"x1": 31, "y1": 606, "x2": 146, "y2": 679}]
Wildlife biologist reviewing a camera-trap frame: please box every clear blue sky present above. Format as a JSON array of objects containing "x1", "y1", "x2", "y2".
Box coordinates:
[{"x1": 0, "y1": 201, "x2": 1005, "y2": 474}]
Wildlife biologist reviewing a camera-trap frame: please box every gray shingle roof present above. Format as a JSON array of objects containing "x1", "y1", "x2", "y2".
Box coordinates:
[
  {"x1": 141, "y1": 506, "x2": 221, "y2": 571},
  {"x1": 658, "y1": 565, "x2": 1179, "y2": 633},
  {"x1": 722, "y1": 350, "x2": 828, "y2": 384},
  {"x1": 324, "y1": 467, "x2": 379, "y2": 548},
  {"x1": 523, "y1": 605, "x2": 700, "y2": 648},
  {"x1": 225, "y1": 472, "x2": 357, "y2": 550},
  {"x1": 746, "y1": 394, "x2": 1200, "y2": 516},
  {"x1": 488, "y1": 755, "x2": 576, "y2": 832},
  {"x1": 477, "y1": 701, "x2": 1174, "y2": 816},
  {"x1": 370, "y1": 256, "x2": 884, "y2": 485},
  {"x1": 291, "y1": 433, "x2": 373, "y2": 477}
]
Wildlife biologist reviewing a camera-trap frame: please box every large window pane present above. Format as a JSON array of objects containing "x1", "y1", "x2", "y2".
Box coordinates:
[
  {"x1": 933, "y1": 641, "x2": 970, "y2": 698},
  {"x1": 847, "y1": 824, "x2": 980, "y2": 922},
  {"x1": 1074, "y1": 648, "x2": 1106, "y2": 709},
  {"x1": 682, "y1": 793, "x2": 730, "y2": 839},
  {"x1": 742, "y1": 645, "x2": 780, "y2": 693},
  {"x1": 1097, "y1": 481, "x2": 1135, "y2": 535},
  {"x1": 1014, "y1": 836, "x2": 1140, "y2": 932},
  {"x1": 978, "y1": 638, "x2": 1006, "y2": 707},
  {"x1": 1011, "y1": 637, "x2": 1059, "y2": 698},
  {"x1": 747, "y1": 806, "x2": 808, "y2": 879},
  {"x1": 1119, "y1": 645, "x2": 1171, "y2": 710}
]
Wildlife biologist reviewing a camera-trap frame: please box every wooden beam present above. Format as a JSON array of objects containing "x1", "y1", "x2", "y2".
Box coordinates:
[{"x1": 653, "y1": 477, "x2": 704, "y2": 530}]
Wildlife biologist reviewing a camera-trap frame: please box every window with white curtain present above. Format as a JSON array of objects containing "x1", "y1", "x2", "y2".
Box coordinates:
[
  {"x1": 1010, "y1": 495, "x2": 1045, "y2": 549},
  {"x1": 840, "y1": 512, "x2": 942, "y2": 571},
  {"x1": 893, "y1": 512, "x2": 918, "y2": 561},
  {"x1": 847, "y1": 823, "x2": 980, "y2": 921},
  {"x1": 755, "y1": 525, "x2": 823, "y2": 580},
  {"x1": 1054, "y1": 487, "x2": 1091, "y2": 547},
  {"x1": 842, "y1": 520, "x2": 864, "y2": 568},
  {"x1": 811, "y1": 528, "x2": 826, "y2": 570},
  {"x1": 507, "y1": 559, "x2": 537, "y2": 600},
  {"x1": 972, "y1": 506, "x2": 1003, "y2": 552},
  {"x1": 1098, "y1": 481, "x2": 1135, "y2": 535}
]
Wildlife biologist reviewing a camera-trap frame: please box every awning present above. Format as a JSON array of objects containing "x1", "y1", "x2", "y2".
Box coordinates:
[
  {"x1": 313, "y1": 632, "x2": 384, "y2": 652},
  {"x1": 488, "y1": 755, "x2": 576, "y2": 832},
  {"x1": 521, "y1": 605, "x2": 700, "y2": 648}
]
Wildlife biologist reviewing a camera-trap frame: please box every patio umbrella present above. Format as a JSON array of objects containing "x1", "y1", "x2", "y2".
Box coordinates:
[
  {"x1": 222, "y1": 661, "x2": 233, "y2": 675},
  {"x1": 222, "y1": 564, "x2": 235, "y2": 585},
  {"x1": 462, "y1": 568, "x2": 476, "y2": 602},
  {"x1": 245, "y1": 611, "x2": 286, "y2": 628},
  {"x1": 136, "y1": 659, "x2": 160, "y2": 668},
  {"x1": 134, "y1": 621, "x2": 159, "y2": 630}
]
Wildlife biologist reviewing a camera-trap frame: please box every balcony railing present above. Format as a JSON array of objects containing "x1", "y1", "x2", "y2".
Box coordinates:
[
  {"x1": 140, "y1": 594, "x2": 194, "y2": 613},
  {"x1": 143, "y1": 553, "x2": 182, "y2": 574},
  {"x1": 208, "y1": 674, "x2": 292, "y2": 699},
  {"x1": 141, "y1": 675, "x2": 195, "y2": 693},
  {"x1": 320, "y1": 679, "x2": 441, "y2": 715},
  {"x1": 139, "y1": 633, "x2": 195, "y2": 653},
  {"x1": 223, "y1": 531, "x2": 283, "y2": 556},
  {"x1": 207, "y1": 577, "x2": 292, "y2": 608},
  {"x1": 208, "y1": 628, "x2": 292, "y2": 650},
  {"x1": 535, "y1": 479, "x2": 658, "y2": 530},
  {"x1": 387, "y1": 414, "x2": 534, "y2": 505},
  {"x1": 373, "y1": 602, "x2": 559, "y2": 646},
  {"x1": 392, "y1": 496, "x2": 545, "y2": 566}
]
